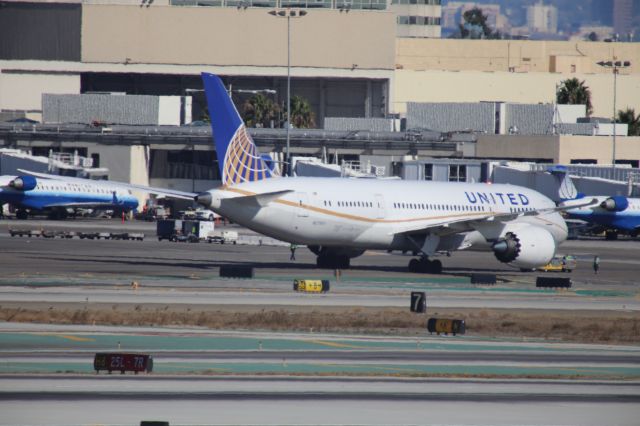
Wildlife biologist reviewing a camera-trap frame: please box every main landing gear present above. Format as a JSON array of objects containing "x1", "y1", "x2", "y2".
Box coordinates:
[
  {"x1": 316, "y1": 255, "x2": 350, "y2": 269},
  {"x1": 408, "y1": 257, "x2": 442, "y2": 274}
]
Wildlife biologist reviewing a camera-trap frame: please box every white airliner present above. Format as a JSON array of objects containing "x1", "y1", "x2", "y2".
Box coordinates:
[
  {"x1": 191, "y1": 73, "x2": 595, "y2": 272},
  {"x1": 22, "y1": 73, "x2": 594, "y2": 272}
]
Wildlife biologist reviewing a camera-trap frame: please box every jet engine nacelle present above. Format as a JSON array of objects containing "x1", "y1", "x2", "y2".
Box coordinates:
[
  {"x1": 492, "y1": 226, "x2": 556, "y2": 270},
  {"x1": 600, "y1": 196, "x2": 629, "y2": 212},
  {"x1": 8, "y1": 176, "x2": 37, "y2": 191}
]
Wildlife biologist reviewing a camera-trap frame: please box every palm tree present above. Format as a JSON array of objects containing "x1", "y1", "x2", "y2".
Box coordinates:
[
  {"x1": 241, "y1": 94, "x2": 279, "y2": 128},
  {"x1": 287, "y1": 95, "x2": 316, "y2": 129},
  {"x1": 557, "y1": 78, "x2": 593, "y2": 116},
  {"x1": 617, "y1": 108, "x2": 640, "y2": 136}
]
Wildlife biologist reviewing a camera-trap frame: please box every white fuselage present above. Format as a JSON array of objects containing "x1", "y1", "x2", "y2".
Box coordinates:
[{"x1": 207, "y1": 177, "x2": 567, "y2": 253}]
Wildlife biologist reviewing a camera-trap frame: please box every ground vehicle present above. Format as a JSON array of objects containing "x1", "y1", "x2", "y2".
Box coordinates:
[
  {"x1": 207, "y1": 230, "x2": 238, "y2": 244},
  {"x1": 179, "y1": 208, "x2": 197, "y2": 220},
  {"x1": 195, "y1": 208, "x2": 217, "y2": 221},
  {"x1": 539, "y1": 255, "x2": 577, "y2": 273},
  {"x1": 171, "y1": 233, "x2": 200, "y2": 243},
  {"x1": 136, "y1": 206, "x2": 169, "y2": 221},
  {"x1": 158, "y1": 219, "x2": 213, "y2": 242},
  {"x1": 183, "y1": 220, "x2": 214, "y2": 240},
  {"x1": 157, "y1": 219, "x2": 183, "y2": 241}
]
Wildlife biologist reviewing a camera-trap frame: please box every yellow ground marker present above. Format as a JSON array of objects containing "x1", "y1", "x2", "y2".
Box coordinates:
[
  {"x1": 308, "y1": 340, "x2": 363, "y2": 349},
  {"x1": 34, "y1": 333, "x2": 96, "y2": 342}
]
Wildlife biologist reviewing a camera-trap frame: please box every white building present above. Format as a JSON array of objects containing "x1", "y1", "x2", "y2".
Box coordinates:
[
  {"x1": 389, "y1": 0, "x2": 442, "y2": 38},
  {"x1": 526, "y1": 1, "x2": 558, "y2": 34}
]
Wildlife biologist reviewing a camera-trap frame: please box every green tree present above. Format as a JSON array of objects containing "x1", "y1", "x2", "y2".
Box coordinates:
[
  {"x1": 241, "y1": 94, "x2": 279, "y2": 128},
  {"x1": 617, "y1": 108, "x2": 640, "y2": 136},
  {"x1": 459, "y1": 7, "x2": 493, "y2": 39},
  {"x1": 286, "y1": 95, "x2": 316, "y2": 129},
  {"x1": 557, "y1": 78, "x2": 593, "y2": 116}
]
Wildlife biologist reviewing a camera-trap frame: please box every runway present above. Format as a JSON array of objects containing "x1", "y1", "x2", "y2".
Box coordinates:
[
  {"x1": 1, "y1": 218, "x2": 639, "y2": 425},
  {"x1": 2, "y1": 219, "x2": 640, "y2": 287},
  {"x1": 1, "y1": 376, "x2": 639, "y2": 425},
  {"x1": 1, "y1": 285, "x2": 638, "y2": 311}
]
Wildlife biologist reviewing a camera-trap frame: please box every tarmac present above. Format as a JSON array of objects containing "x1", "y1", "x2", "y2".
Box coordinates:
[{"x1": 1, "y1": 217, "x2": 639, "y2": 425}]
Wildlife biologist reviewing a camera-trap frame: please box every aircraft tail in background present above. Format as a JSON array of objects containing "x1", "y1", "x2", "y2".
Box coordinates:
[
  {"x1": 201, "y1": 72, "x2": 278, "y2": 186},
  {"x1": 548, "y1": 166, "x2": 580, "y2": 201}
]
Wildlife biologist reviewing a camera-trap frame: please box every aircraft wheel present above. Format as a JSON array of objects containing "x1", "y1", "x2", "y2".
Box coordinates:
[
  {"x1": 429, "y1": 259, "x2": 443, "y2": 274},
  {"x1": 16, "y1": 210, "x2": 28, "y2": 220}
]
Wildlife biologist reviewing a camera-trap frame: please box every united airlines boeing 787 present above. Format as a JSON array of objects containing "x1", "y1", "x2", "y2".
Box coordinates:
[{"x1": 192, "y1": 73, "x2": 594, "y2": 272}]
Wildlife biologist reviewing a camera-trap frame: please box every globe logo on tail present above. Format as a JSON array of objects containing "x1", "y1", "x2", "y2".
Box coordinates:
[{"x1": 223, "y1": 125, "x2": 277, "y2": 186}]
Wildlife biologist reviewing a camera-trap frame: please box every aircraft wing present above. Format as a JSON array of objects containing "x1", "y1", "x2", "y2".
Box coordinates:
[
  {"x1": 394, "y1": 198, "x2": 599, "y2": 236},
  {"x1": 17, "y1": 169, "x2": 197, "y2": 200}
]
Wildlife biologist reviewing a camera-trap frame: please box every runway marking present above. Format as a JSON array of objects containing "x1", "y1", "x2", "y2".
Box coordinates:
[
  {"x1": 307, "y1": 340, "x2": 363, "y2": 349},
  {"x1": 317, "y1": 362, "x2": 424, "y2": 374},
  {"x1": 34, "y1": 333, "x2": 95, "y2": 342}
]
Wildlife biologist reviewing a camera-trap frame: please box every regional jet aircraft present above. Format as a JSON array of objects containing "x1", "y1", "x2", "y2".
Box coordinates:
[
  {"x1": 0, "y1": 174, "x2": 139, "y2": 219},
  {"x1": 562, "y1": 195, "x2": 640, "y2": 239}
]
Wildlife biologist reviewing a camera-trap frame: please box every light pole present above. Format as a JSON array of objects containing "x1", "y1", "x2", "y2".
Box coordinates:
[
  {"x1": 268, "y1": 8, "x2": 307, "y2": 176},
  {"x1": 597, "y1": 59, "x2": 631, "y2": 168}
]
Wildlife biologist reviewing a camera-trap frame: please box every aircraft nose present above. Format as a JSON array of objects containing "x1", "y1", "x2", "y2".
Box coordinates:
[{"x1": 195, "y1": 192, "x2": 212, "y2": 208}]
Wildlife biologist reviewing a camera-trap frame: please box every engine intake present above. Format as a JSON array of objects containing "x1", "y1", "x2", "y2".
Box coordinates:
[
  {"x1": 492, "y1": 226, "x2": 556, "y2": 270},
  {"x1": 600, "y1": 196, "x2": 628, "y2": 212},
  {"x1": 492, "y1": 232, "x2": 520, "y2": 263},
  {"x1": 9, "y1": 176, "x2": 37, "y2": 191}
]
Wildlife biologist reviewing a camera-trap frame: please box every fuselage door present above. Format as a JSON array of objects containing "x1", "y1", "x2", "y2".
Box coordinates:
[{"x1": 374, "y1": 194, "x2": 386, "y2": 219}]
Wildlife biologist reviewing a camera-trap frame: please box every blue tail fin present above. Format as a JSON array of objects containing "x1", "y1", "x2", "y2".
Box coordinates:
[
  {"x1": 201, "y1": 72, "x2": 278, "y2": 186},
  {"x1": 547, "y1": 166, "x2": 582, "y2": 201}
]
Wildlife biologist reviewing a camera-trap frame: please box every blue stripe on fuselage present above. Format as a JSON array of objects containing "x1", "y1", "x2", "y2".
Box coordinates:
[{"x1": 0, "y1": 189, "x2": 138, "y2": 210}]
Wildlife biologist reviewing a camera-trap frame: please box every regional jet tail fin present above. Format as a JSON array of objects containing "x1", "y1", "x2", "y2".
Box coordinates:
[
  {"x1": 201, "y1": 72, "x2": 278, "y2": 187},
  {"x1": 547, "y1": 165, "x2": 581, "y2": 202}
]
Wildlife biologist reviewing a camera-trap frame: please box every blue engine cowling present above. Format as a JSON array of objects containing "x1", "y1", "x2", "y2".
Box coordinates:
[
  {"x1": 8, "y1": 176, "x2": 37, "y2": 191},
  {"x1": 600, "y1": 196, "x2": 629, "y2": 212}
]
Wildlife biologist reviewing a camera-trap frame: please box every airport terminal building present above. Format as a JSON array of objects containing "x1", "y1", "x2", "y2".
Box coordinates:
[{"x1": 1, "y1": 0, "x2": 640, "y2": 201}]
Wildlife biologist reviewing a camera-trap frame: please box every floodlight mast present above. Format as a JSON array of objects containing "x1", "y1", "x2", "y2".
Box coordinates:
[
  {"x1": 596, "y1": 59, "x2": 632, "y2": 168},
  {"x1": 268, "y1": 8, "x2": 308, "y2": 176}
]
